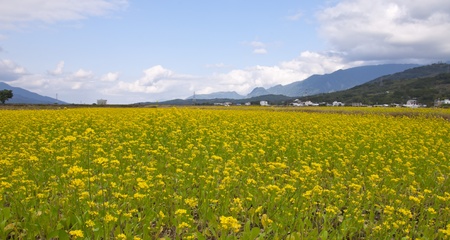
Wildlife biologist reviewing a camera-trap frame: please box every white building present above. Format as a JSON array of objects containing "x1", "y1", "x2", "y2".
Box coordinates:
[
  {"x1": 97, "y1": 99, "x2": 107, "y2": 105},
  {"x1": 260, "y1": 101, "x2": 269, "y2": 106},
  {"x1": 403, "y1": 99, "x2": 419, "y2": 108},
  {"x1": 435, "y1": 99, "x2": 450, "y2": 107},
  {"x1": 332, "y1": 101, "x2": 344, "y2": 106},
  {"x1": 304, "y1": 101, "x2": 319, "y2": 106},
  {"x1": 290, "y1": 99, "x2": 319, "y2": 107}
]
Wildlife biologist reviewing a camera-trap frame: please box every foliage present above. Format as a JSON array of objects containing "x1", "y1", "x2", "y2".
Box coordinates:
[
  {"x1": 0, "y1": 107, "x2": 449, "y2": 239},
  {"x1": 0, "y1": 89, "x2": 13, "y2": 104}
]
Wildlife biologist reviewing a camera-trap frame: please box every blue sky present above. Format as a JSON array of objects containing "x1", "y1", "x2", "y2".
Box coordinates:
[{"x1": 1, "y1": 0, "x2": 450, "y2": 104}]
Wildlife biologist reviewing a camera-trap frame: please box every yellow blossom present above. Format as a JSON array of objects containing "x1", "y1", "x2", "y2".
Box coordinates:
[
  {"x1": 219, "y1": 216, "x2": 240, "y2": 233},
  {"x1": 69, "y1": 230, "x2": 84, "y2": 238}
]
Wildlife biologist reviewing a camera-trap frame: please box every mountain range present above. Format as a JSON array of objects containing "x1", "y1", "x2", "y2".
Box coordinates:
[
  {"x1": 151, "y1": 63, "x2": 450, "y2": 106},
  {"x1": 2, "y1": 63, "x2": 449, "y2": 105},
  {"x1": 299, "y1": 63, "x2": 450, "y2": 106},
  {"x1": 187, "y1": 64, "x2": 419, "y2": 99},
  {"x1": 0, "y1": 82, "x2": 65, "y2": 104}
]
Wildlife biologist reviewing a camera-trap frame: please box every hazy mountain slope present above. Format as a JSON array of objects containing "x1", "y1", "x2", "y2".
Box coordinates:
[
  {"x1": 299, "y1": 63, "x2": 450, "y2": 106},
  {"x1": 0, "y1": 82, "x2": 66, "y2": 104},
  {"x1": 246, "y1": 87, "x2": 270, "y2": 98},
  {"x1": 265, "y1": 64, "x2": 419, "y2": 97},
  {"x1": 186, "y1": 91, "x2": 244, "y2": 100}
]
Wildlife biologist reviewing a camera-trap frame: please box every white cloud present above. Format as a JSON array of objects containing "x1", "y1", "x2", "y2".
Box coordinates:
[
  {"x1": 137, "y1": 65, "x2": 173, "y2": 87},
  {"x1": 250, "y1": 41, "x2": 265, "y2": 48},
  {"x1": 0, "y1": 0, "x2": 128, "y2": 30},
  {"x1": 74, "y1": 69, "x2": 93, "y2": 78},
  {"x1": 14, "y1": 67, "x2": 95, "y2": 92},
  {"x1": 244, "y1": 40, "x2": 269, "y2": 55},
  {"x1": 253, "y1": 48, "x2": 268, "y2": 54},
  {"x1": 105, "y1": 65, "x2": 196, "y2": 101},
  {"x1": 3, "y1": 62, "x2": 197, "y2": 103},
  {"x1": 0, "y1": 59, "x2": 27, "y2": 81},
  {"x1": 2, "y1": 61, "x2": 121, "y2": 103},
  {"x1": 49, "y1": 61, "x2": 65, "y2": 75},
  {"x1": 196, "y1": 51, "x2": 362, "y2": 96},
  {"x1": 280, "y1": 51, "x2": 363, "y2": 75},
  {"x1": 101, "y1": 72, "x2": 119, "y2": 82},
  {"x1": 205, "y1": 63, "x2": 231, "y2": 69},
  {"x1": 317, "y1": 0, "x2": 450, "y2": 61}
]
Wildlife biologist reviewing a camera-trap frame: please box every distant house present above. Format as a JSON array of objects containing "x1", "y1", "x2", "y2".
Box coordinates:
[
  {"x1": 403, "y1": 99, "x2": 419, "y2": 108},
  {"x1": 291, "y1": 102, "x2": 303, "y2": 107},
  {"x1": 260, "y1": 101, "x2": 269, "y2": 106},
  {"x1": 332, "y1": 101, "x2": 344, "y2": 106},
  {"x1": 435, "y1": 98, "x2": 450, "y2": 107},
  {"x1": 214, "y1": 102, "x2": 232, "y2": 106},
  {"x1": 290, "y1": 99, "x2": 304, "y2": 106},
  {"x1": 304, "y1": 100, "x2": 319, "y2": 106},
  {"x1": 290, "y1": 99, "x2": 318, "y2": 107},
  {"x1": 97, "y1": 99, "x2": 107, "y2": 105},
  {"x1": 245, "y1": 102, "x2": 251, "y2": 106}
]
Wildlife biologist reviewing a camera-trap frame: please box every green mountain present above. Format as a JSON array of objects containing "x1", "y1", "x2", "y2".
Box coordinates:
[
  {"x1": 299, "y1": 63, "x2": 450, "y2": 106},
  {"x1": 253, "y1": 64, "x2": 419, "y2": 97},
  {"x1": 140, "y1": 94, "x2": 294, "y2": 106}
]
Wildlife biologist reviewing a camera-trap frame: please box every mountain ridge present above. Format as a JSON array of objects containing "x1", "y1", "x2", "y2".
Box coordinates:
[
  {"x1": 186, "y1": 91, "x2": 244, "y2": 100},
  {"x1": 298, "y1": 63, "x2": 450, "y2": 106},
  {"x1": 0, "y1": 82, "x2": 66, "y2": 104},
  {"x1": 187, "y1": 64, "x2": 419, "y2": 100},
  {"x1": 254, "y1": 64, "x2": 420, "y2": 97},
  {"x1": 152, "y1": 63, "x2": 450, "y2": 106}
]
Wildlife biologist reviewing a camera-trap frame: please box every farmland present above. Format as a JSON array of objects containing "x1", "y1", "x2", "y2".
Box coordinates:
[{"x1": 1, "y1": 107, "x2": 450, "y2": 239}]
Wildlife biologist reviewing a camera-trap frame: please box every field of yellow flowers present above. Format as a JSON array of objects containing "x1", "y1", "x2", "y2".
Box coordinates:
[{"x1": 0, "y1": 107, "x2": 449, "y2": 239}]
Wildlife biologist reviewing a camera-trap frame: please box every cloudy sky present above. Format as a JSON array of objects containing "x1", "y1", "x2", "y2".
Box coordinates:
[{"x1": 0, "y1": 0, "x2": 449, "y2": 104}]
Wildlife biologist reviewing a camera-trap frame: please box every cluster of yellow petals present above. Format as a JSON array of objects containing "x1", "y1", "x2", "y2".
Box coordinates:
[{"x1": 0, "y1": 107, "x2": 449, "y2": 239}]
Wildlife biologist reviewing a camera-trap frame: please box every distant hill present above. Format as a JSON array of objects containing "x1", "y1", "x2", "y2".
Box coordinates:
[
  {"x1": 246, "y1": 87, "x2": 270, "y2": 98},
  {"x1": 298, "y1": 63, "x2": 450, "y2": 106},
  {"x1": 0, "y1": 82, "x2": 66, "y2": 104},
  {"x1": 152, "y1": 63, "x2": 450, "y2": 107},
  {"x1": 141, "y1": 94, "x2": 294, "y2": 106},
  {"x1": 197, "y1": 64, "x2": 419, "y2": 99},
  {"x1": 259, "y1": 64, "x2": 419, "y2": 97},
  {"x1": 186, "y1": 91, "x2": 244, "y2": 100}
]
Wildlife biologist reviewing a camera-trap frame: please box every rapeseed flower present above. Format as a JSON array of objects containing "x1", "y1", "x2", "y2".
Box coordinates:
[
  {"x1": 219, "y1": 216, "x2": 240, "y2": 233},
  {"x1": 69, "y1": 230, "x2": 84, "y2": 238},
  {"x1": 1, "y1": 107, "x2": 450, "y2": 239}
]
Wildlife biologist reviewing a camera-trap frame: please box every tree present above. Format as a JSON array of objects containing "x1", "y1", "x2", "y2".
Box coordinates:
[{"x1": 0, "y1": 89, "x2": 13, "y2": 104}]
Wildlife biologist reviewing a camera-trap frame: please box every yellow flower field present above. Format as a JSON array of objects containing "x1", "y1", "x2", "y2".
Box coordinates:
[{"x1": 0, "y1": 107, "x2": 449, "y2": 239}]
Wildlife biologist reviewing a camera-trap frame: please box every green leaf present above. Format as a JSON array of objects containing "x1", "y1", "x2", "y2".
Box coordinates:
[
  {"x1": 57, "y1": 222, "x2": 64, "y2": 230},
  {"x1": 58, "y1": 229, "x2": 70, "y2": 240},
  {"x1": 250, "y1": 227, "x2": 260, "y2": 239},
  {"x1": 244, "y1": 220, "x2": 251, "y2": 232},
  {"x1": 286, "y1": 232, "x2": 302, "y2": 240},
  {"x1": 196, "y1": 233, "x2": 206, "y2": 240},
  {"x1": 1, "y1": 208, "x2": 11, "y2": 220},
  {"x1": 47, "y1": 230, "x2": 59, "y2": 239},
  {"x1": 319, "y1": 230, "x2": 329, "y2": 239}
]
